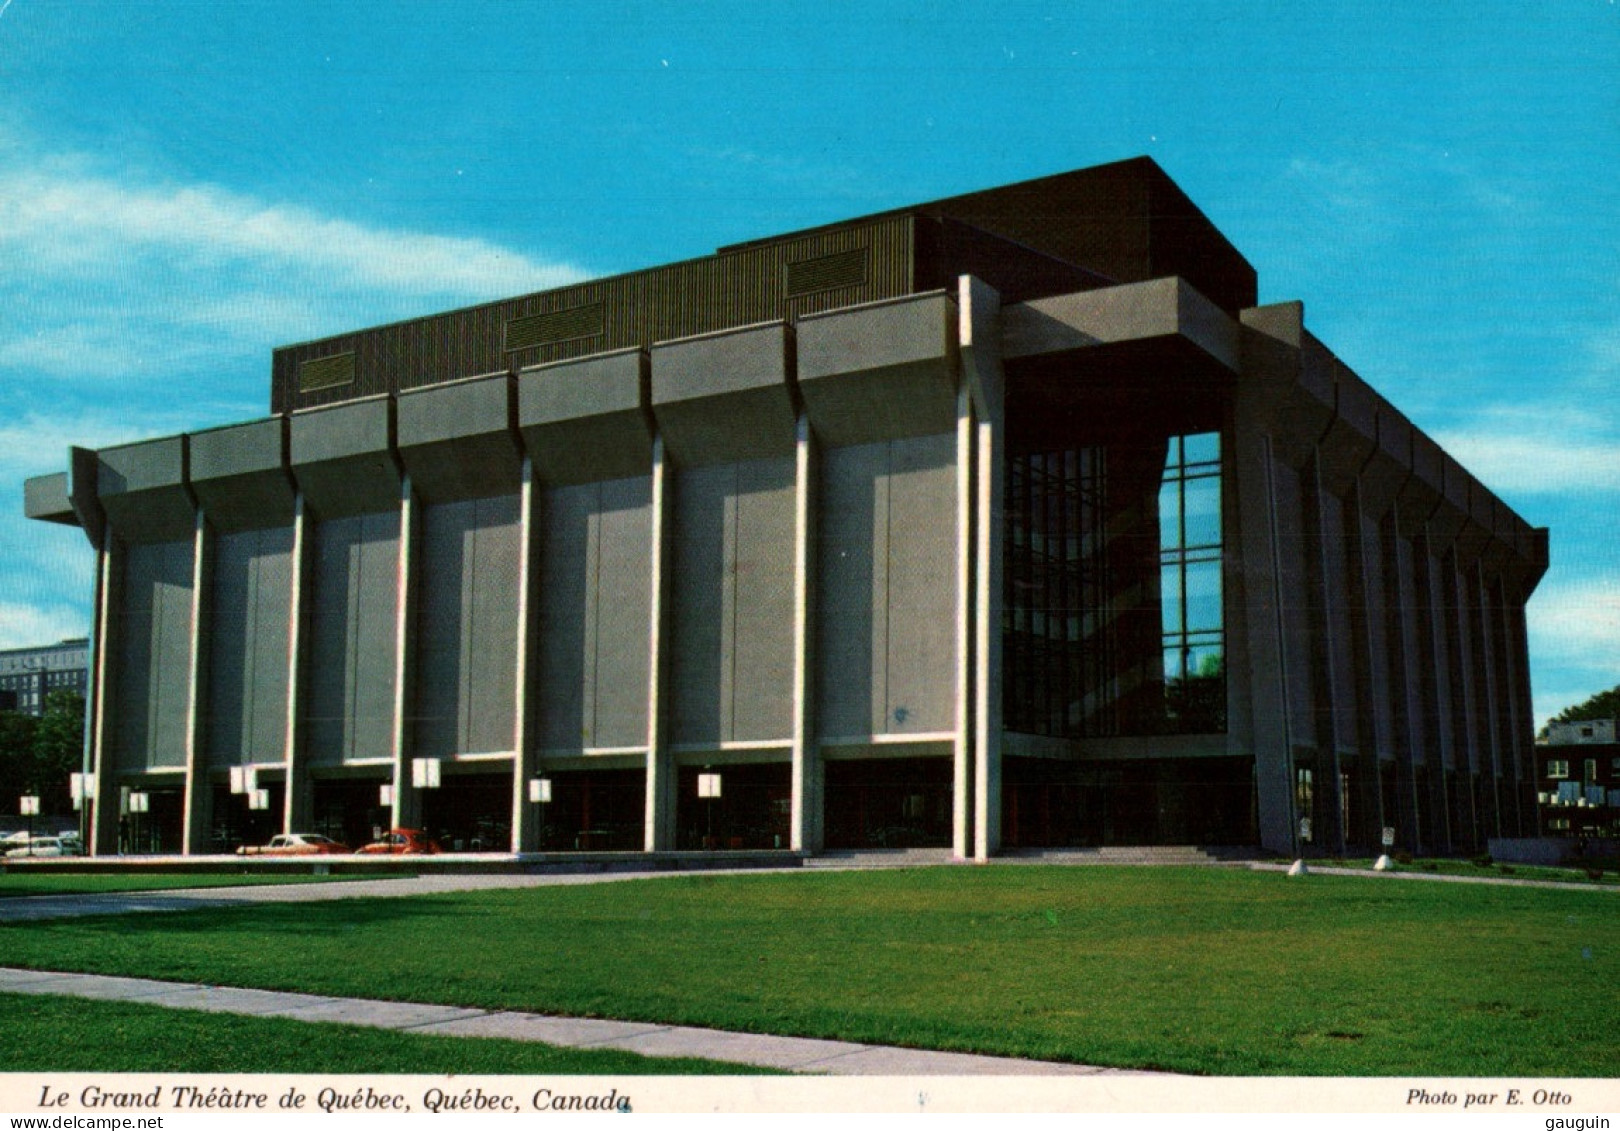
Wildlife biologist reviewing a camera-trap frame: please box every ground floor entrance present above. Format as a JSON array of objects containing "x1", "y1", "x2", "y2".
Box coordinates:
[{"x1": 1002, "y1": 755, "x2": 1256, "y2": 847}]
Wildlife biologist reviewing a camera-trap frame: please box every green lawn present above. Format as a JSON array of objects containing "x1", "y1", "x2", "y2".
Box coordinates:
[
  {"x1": 0, "y1": 872, "x2": 371, "y2": 899},
  {"x1": 0, "y1": 991, "x2": 766, "y2": 1075},
  {"x1": 3, "y1": 866, "x2": 1615, "y2": 1075}
]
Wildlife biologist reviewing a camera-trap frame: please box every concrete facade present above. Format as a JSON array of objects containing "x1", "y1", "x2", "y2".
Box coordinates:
[{"x1": 24, "y1": 157, "x2": 1547, "y2": 858}]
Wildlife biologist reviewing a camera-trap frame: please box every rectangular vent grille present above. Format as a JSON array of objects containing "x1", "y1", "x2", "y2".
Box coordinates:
[
  {"x1": 299, "y1": 352, "x2": 356, "y2": 393},
  {"x1": 785, "y1": 247, "x2": 869, "y2": 297},
  {"x1": 505, "y1": 303, "x2": 606, "y2": 352}
]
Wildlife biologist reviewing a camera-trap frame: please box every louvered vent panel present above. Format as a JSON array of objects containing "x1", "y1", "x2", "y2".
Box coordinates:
[
  {"x1": 504, "y1": 303, "x2": 606, "y2": 352},
  {"x1": 785, "y1": 247, "x2": 870, "y2": 297},
  {"x1": 298, "y1": 352, "x2": 356, "y2": 393}
]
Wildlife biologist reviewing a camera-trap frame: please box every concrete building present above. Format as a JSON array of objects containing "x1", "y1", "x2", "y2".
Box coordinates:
[
  {"x1": 0, "y1": 638, "x2": 89, "y2": 717},
  {"x1": 23, "y1": 157, "x2": 1548, "y2": 858}
]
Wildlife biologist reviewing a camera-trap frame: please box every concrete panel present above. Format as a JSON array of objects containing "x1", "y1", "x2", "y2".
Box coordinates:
[
  {"x1": 730, "y1": 458, "x2": 796, "y2": 742},
  {"x1": 1357, "y1": 404, "x2": 1412, "y2": 520},
  {"x1": 206, "y1": 526, "x2": 293, "y2": 766},
  {"x1": 1316, "y1": 366, "x2": 1376, "y2": 496},
  {"x1": 113, "y1": 539, "x2": 194, "y2": 770},
  {"x1": 1397, "y1": 428, "x2": 1444, "y2": 532},
  {"x1": 99, "y1": 436, "x2": 194, "y2": 543},
  {"x1": 816, "y1": 443, "x2": 885, "y2": 737},
  {"x1": 882, "y1": 433, "x2": 958, "y2": 734},
  {"x1": 536, "y1": 484, "x2": 592, "y2": 750},
  {"x1": 23, "y1": 473, "x2": 75, "y2": 525},
  {"x1": 413, "y1": 495, "x2": 520, "y2": 757},
  {"x1": 397, "y1": 374, "x2": 522, "y2": 502},
  {"x1": 518, "y1": 349, "x2": 652, "y2": 485},
  {"x1": 188, "y1": 418, "x2": 295, "y2": 533},
  {"x1": 304, "y1": 511, "x2": 400, "y2": 764},
  {"x1": 669, "y1": 458, "x2": 794, "y2": 745},
  {"x1": 652, "y1": 324, "x2": 797, "y2": 466},
  {"x1": 1433, "y1": 454, "x2": 1473, "y2": 559},
  {"x1": 467, "y1": 494, "x2": 521, "y2": 754},
  {"x1": 289, "y1": 398, "x2": 400, "y2": 520},
  {"x1": 797, "y1": 293, "x2": 959, "y2": 446},
  {"x1": 1000, "y1": 278, "x2": 1239, "y2": 372},
  {"x1": 669, "y1": 465, "x2": 729, "y2": 744},
  {"x1": 592, "y1": 478, "x2": 653, "y2": 748}
]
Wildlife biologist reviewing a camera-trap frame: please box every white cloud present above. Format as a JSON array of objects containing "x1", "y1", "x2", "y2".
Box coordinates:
[
  {"x1": 0, "y1": 601, "x2": 87, "y2": 652},
  {"x1": 0, "y1": 160, "x2": 586, "y2": 300},
  {"x1": 0, "y1": 144, "x2": 591, "y2": 381},
  {"x1": 1528, "y1": 576, "x2": 1620, "y2": 675},
  {"x1": 1431, "y1": 404, "x2": 1620, "y2": 495}
]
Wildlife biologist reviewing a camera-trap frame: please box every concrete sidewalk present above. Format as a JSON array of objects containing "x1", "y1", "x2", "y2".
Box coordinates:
[
  {"x1": 0, "y1": 966, "x2": 1150, "y2": 1076},
  {"x1": 0, "y1": 868, "x2": 794, "y2": 923}
]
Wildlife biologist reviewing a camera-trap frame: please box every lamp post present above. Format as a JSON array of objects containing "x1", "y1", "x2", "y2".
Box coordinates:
[
  {"x1": 128, "y1": 791, "x2": 149, "y2": 854},
  {"x1": 411, "y1": 758, "x2": 441, "y2": 844},
  {"x1": 528, "y1": 776, "x2": 552, "y2": 850},
  {"x1": 697, "y1": 772, "x2": 722, "y2": 850},
  {"x1": 19, "y1": 795, "x2": 39, "y2": 857}
]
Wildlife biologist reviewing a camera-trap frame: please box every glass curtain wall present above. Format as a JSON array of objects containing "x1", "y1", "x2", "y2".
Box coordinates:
[{"x1": 1005, "y1": 430, "x2": 1225, "y2": 737}]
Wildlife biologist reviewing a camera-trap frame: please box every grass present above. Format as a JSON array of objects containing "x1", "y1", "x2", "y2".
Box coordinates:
[
  {"x1": 0, "y1": 872, "x2": 370, "y2": 899},
  {"x1": 3, "y1": 865, "x2": 1616, "y2": 1075},
  {"x1": 0, "y1": 991, "x2": 768, "y2": 1075}
]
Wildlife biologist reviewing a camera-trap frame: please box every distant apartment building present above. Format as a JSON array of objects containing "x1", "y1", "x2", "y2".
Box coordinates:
[
  {"x1": 0, "y1": 638, "x2": 89, "y2": 716},
  {"x1": 1538, "y1": 719, "x2": 1619, "y2": 838}
]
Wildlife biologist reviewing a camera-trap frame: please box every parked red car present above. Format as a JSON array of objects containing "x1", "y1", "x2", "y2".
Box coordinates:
[{"x1": 356, "y1": 828, "x2": 442, "y2": 855}]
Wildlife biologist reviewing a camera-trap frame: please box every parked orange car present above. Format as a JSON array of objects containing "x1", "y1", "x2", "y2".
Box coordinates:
[{"x1": 356, "y1": 828, "x2": 442, "y2": 855}]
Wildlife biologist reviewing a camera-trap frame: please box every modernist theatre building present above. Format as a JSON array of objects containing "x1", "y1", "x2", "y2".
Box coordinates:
[{"x1": 24, "y1": 158, "x2": 1547, "y2": 860}]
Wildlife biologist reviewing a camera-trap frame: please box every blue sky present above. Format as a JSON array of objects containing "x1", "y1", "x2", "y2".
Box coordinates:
[{"x1": 1, "y1": 0, "x2": 1615, "y2": 726}]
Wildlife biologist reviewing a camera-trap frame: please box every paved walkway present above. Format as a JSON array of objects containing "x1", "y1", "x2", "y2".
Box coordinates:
[
  {"x1": 0, "y1": 966, "x2": 1144, "y2": 1076},
  {"x1": 0, "y1": 869, "x2": 793, "y2": 923}
]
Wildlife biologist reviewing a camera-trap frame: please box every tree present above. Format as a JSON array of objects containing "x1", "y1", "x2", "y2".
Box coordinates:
[
  {"x1": 34, "y1": 690, "x2": 86, "y2": 813},
  {"x1": 0, "y1": 710, "x2": 40, "y2": 806},
  {"x1": 0, "y1": 692, "x2": 84, "y2": 816},
  {"x1": 1542, "y1": 682, "x2": 1620, "y2": 738}
]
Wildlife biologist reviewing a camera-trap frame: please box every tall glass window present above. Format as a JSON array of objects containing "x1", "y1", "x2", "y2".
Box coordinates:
[
  {"x1": 1158, "y1": 433, "x2": 1225, "y2": 731},
  {"x1": 1004, "y1": 429, "x2": 1226, "y2": 738}
]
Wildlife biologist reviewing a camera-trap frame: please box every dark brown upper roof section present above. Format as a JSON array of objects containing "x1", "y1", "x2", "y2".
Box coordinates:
[
  {"x1": 271, "y1": 157, "x2": 1251, "y2": 414},
  {"x1": 727, "y1": 156, "x2": 1258, "y2": 315}
]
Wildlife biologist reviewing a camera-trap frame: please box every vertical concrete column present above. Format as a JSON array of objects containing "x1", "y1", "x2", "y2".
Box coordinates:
[
  {"x1": 282, "y1": 492, "x2": 313, "y2": 832},
  {"x1": 1471, "y1": 561, "x2": 1503, "y2": 839},
  {"x1": 77, "y1": 543, "x2": 105, "y2": 850},
  {"x1": 511, "y1": 457, "x2": 541, "y2": 851},
  {"x1": 962, "y1": 276, "x2": 1004, "y2": 861},
  {"x1": 89, "y1": 543, "x2": 120, "y2": 855},
  {"x1": 1304, "y1": 456, "x2": 1348, "y2": 855},
  {"x1": 1445, "y1": 555, "x2": 1480, "y2": 847},
  {"x1": 180, "y1": 507, "x2": 213, "y2": 855},
  {"x1": 644, "y1": 434, "x2": 677, "y2": 851},
  {"x1": 952, "y1": 382, "x2": 974, "y2": 860},
  {"x1": 1386, "y1": 526, "x2": 1427, "y2": 851},
  {"x1": 789, "y1": 413, "x2": 822, "y2": 853},
  {"x1": 1501, "y1": 588, "x2": 1535, "y2": 834},
  {"x1": 1413, "y1": 535, "x2": 1456, "y2": 853},
  {"x1": 389, "y1": 474, "x2": 419, "y2": 829}
]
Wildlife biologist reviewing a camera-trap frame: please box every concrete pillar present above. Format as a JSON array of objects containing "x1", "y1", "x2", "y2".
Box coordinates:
[
  {"x1": 511, "y1": 458, "x2": 540, "y2": 851},
  {"x1": 952, "y1": 382, "x2": 975, "y2": 860},
  {"x1": 961, "y1": 275, "x2": 1003, "y2": 861},
  {"x1": 789, "y1": 413, "x2": 822, "y2": 853},
  {"x1": 644, "y1": 434, "x2": 677, "y2": 851},
  {"x1": 89, "y1": 543, "x2": 120, "y2": 855},
  {"x1": 181, "y1": 506, "x2": 213, "y2": 854},
  {"x1": 282, "y1": 492, "x2": 313, "y2": 833},
  {"x1": 389, "y1": 474, "x2": 420, "y2": 829}
]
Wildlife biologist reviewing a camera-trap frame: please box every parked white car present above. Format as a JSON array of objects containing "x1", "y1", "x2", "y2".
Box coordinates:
[{"x1": 5, "y1": 836, "x2": 84, "y2": 858}]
